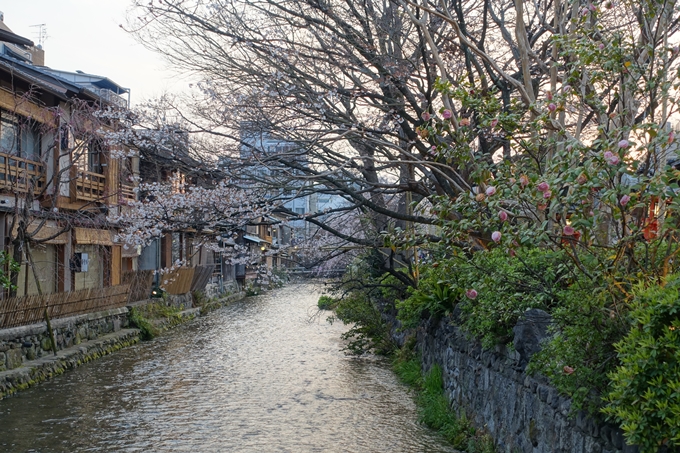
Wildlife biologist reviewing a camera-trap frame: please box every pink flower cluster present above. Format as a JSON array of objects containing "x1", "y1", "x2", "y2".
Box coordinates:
[{"x1": 603, "y1": 151, "x2": 620, "y2": 165}]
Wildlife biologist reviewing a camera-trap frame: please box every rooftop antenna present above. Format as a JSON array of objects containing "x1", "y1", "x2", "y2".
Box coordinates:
[{"x1": 29, "y1": 24, "x2": 47, "y2": 48}]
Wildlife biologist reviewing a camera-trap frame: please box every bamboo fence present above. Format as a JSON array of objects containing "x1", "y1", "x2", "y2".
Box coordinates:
[
  {"x1": 0, "y1": 284, "x2": 131, "y2": 329},
  {"x1": 122, "y1": 269, "x2": 155, "y2": 303},
  {"x1": 190, "y1": 265, "x2": 215, "y2": 293}
]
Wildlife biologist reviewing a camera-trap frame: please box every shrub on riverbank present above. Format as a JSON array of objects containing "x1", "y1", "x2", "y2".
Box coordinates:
[
  {"x1": 317, "y1": 295, "x2": 337, "y2": 310},
  {"x1": 393, "y1": 348, "x2": 495, "y2": 452},
  {"x1": 391, "y1": 244, "x2": 680, "y2": 449}
]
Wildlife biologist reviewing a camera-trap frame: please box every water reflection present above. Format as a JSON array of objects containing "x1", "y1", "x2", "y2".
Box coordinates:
[{"x1": 0, "y1": 284, "x2": 457, "y2": 453}]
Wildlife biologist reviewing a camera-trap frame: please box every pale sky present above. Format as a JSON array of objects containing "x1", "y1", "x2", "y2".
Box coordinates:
[{"x1": 0, "y1": 0, "x2": 188, "y2": 105}]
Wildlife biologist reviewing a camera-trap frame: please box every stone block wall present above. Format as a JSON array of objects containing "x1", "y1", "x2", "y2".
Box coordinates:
[
  {"x1": 0, "y1": 307, "x2": 129, "y2": 372},
  {"x1": 416, "y1": 316, "x2": 638, "y2": 453}
]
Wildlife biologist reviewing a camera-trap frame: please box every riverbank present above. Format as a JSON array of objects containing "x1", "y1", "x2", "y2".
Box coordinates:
[{"x1": 0, "y1": 291, "x2": 245, "y2": 399}]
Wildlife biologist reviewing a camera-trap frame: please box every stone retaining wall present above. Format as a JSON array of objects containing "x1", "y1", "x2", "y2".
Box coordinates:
[
  {"x1": 416, "y1": 315, "x2": 637, "y2": 453},
  {"x1": 0, "y1": 307, "x2": 130, "y2": 371},
  {"x1": 0, "y1": 329, "x2": 139, "y2": 399}
]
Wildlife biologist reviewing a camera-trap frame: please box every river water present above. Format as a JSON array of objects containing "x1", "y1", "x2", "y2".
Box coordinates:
[{"x1": 0, "y1": 283, "x2": 456, "y2": 453}]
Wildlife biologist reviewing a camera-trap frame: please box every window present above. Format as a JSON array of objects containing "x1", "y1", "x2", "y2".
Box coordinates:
[
  {"x1": 0, "y1": 112, "x2": 41, "y2": 160},
  {"x1": 295, "y1": 207, "x2": 305, "y2": 215},
  {"x1": 0, "y1": 113, "x2": 18, "y2": 155},
  {"x1": 87, "y1": 140, "x2": 105, "y2": 174}
]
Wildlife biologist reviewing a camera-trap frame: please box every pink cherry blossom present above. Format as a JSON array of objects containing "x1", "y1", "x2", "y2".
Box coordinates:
[
  {"x1": 537, "y1": 181, "x2": 550, "y2": 192},
  {"x1": 486, "y1": 186, "x2": 497, "y2": 196},
  {"x1": 491, "y1": 231, "x2": 502, "y2": 243},
  {"x1": 499, "y1": 211, "x2": 508, "y2": 222},
  {"x1": 466, "y1": 289, "x2": 478, "y2": 300}
]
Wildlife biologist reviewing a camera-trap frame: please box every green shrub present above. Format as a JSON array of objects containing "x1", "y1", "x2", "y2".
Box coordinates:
[
  {"x1": 128, "y1": 307, "x2": 158, "y2": 340},
  {"x1": 331, "y1": 293, "x2": 395, "y2": 355},
  {"x1": 398, "y1": 248, "x2": 570, "y2": 347},
  {"x1": 317, "y1": 295, "x2": 337, "y2": 310},
  {"x1": 602, "y1": 276, "x2": 680, "y2": 452},
  {"x1": 529, "y1": 280, "x2": 628, "y2": 416},
  {"x1": 392, "y1": 350, "x2": 494, "y2": 452}
]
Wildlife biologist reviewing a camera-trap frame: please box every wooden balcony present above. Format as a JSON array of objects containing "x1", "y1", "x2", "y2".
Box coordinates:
[
  {"x1": 120, "y1": 184, "x2": 136, "y2": 203},
  {"x1": 74, "y1": 170, "x2": 106, "y2": 202},
  {"x1": 0, "y1": 153, "x2": 45, "y2": 194}
]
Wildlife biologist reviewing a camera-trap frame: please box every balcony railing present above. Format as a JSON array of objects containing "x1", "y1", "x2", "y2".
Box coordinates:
[
  {"x1": 121, "y1": 184, "x2": 136, "y2": 203},
  {"x1": 75, "y1": 170, "x2": 106, "y2": 201},
  {"x1": 0, "y1": 153, "x2": 45, "y2": 193}
]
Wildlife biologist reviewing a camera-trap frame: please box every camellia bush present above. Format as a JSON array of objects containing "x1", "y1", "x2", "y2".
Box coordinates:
[{"x1": 384, "y1": 0, "x2": 680, "y2": 448}]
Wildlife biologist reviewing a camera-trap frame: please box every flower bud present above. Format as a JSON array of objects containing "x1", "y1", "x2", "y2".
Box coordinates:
[{"x1": 465, "y1": 289, "x2": 478, "y2": 300}]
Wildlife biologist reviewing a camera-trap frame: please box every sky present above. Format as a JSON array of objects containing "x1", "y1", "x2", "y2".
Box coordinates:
[{"x1": 0, "y1": 0, "x2": 188, "y2": 105}]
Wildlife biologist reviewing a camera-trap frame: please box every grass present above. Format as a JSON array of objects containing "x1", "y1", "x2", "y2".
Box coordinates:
[{"x1": 393, "y1": 349, "x2": 496, "y2": 452}]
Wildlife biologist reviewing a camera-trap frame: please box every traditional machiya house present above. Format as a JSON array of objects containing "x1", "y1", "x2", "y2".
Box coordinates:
[
  {"x1": 0, "y1": 17, "x2": 137, "y2": 297},
  {"x1": 135, "y1": 127, "x2": 236, "y2": 294}
]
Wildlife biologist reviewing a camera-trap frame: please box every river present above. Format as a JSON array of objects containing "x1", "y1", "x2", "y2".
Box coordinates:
[{"x1": 0, "y1": 283, "x2": 457, "y2": 453}]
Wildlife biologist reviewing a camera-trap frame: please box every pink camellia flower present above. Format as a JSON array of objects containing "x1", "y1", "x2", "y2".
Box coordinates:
[
  {"x1": 620, "y1": 194, "x2": 631, "y2": 206},
  {"x1": 581, "y1": 7, "x2": 589, "y2": 16},
  {"x1": 465, "y1": 289, "x2": 478, "y2": 300},
  {"x1": 460, "y1": 118, "x2": 471, "y2": 126},
  {"x1": 604, "y1": 151, "x2": 614, "y2": 159},
  {"x1": 546, "y1": 91, "x2": 553, "y2": 100},
  {"x1": 509, "y1": 249, "x2": 517, "y2": 257},
  {"x1": 563, "y1": 366, "x2": 575, "y2": 375},
  {"x1": 442, "y1": 109, "x2": 453, "y2": 119},
  {"x1": 548, "y1": 103, "x2": 557, "y2": 112},
  {"x1": 588, "y1": 3, "x2": 596, "y2": 11},
  {"x1": 669, "y1": 131, "x2": 675, "y2": 144},
  {"x1": 520, "y1": 175, "x2": 530, "y2": 187},
  {"x1": 618, "y1": 139, "x2": 629, "y2": 148},
  {"x1": 491, "y1": 231, "x2": 502, "y2": 243},
  {"x1": 421, "y1": 112, "x2": 431, "y2": 121},
  {"x1": 577, "y1": 173, "x2": 588, "y2": 184},
  {"x1": 486, "y1": 186, "x2": 497, "y2": 196},
  {"x1": 499, "y1": 211, "x2": 508, "y2": 222},
  {"x1": 608, "y1": 155, "x2": 620, "y2": 165},
  {"x1": 563, "y1": 225, "x2": 575, "y2": 236},
  {"x1": 562, "y1": 85, "x2": 571, "y2": 92},
  {"x1": 537, "y1": 181, "x2": 550, "y2": 192},
  {"x1": 543, "y1": 190, "x2": 552, "y2": 199},
  {"x1": 490, "y1": 118, "x2": 499, "y2": 128},
  {"x1": 598, "y1": 43, "x2": 605, "y2": 50}
]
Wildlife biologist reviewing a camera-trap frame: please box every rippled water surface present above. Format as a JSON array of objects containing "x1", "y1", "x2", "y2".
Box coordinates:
[{"x1": 0, "y1": 284, "x2": 456, "y2": 453}]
